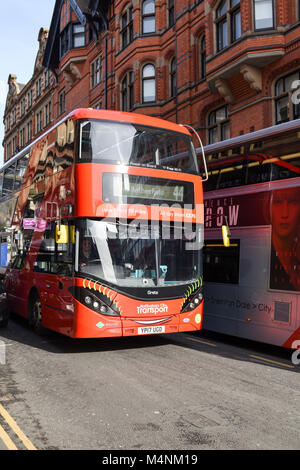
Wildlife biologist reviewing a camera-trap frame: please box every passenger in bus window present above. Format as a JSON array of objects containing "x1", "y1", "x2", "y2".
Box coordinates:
[
  {"x1": 270, "y1": 187, "x2": 300, "y2": 291},
  {"x1": 80, "y1": 237, "x2": 93, "y2": 267}
]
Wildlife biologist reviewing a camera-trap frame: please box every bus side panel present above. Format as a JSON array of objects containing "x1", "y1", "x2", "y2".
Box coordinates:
[
  {"x1": 203, "y1": 227, "x2": 298, "y2": 348},
  {"x1": 5, "y1": 268, "x2": 32, "y2": 318}
]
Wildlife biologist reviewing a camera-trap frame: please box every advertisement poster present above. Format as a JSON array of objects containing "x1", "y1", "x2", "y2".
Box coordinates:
[
  {"x1": 205, "y1": 186, "x2": 300, "y2": 292},
  {"x1": 269, "y1": 187, "x2": 300, "y2": 291}
]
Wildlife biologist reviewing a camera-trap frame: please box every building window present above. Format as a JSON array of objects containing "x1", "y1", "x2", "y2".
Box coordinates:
[
  {"x1": 73, "y1": 23, "x2": 86, "y2": 48},
  {"x1": 142, "y1": 64, "x2": 156, "y2": 103},
  {"x1": 170, "y1": 58, "x2": 176, "y2": 98},
  {"x1": 90, "y1": 56, "x2": 103, "y2": 89},
  {"x1": 93, "y1": 100, "x2": 103, "y2": 109},
  {"x1": 5, "y1": 116, "x2": 10, "y2": 132},
  {"x1": 45, "y1": 102, "x2": 52, "y2": 126},
  {"x1": 36, "y1": 110, "x2": 43, "y2": 134},
  {"x1": 20, "y1": 127, "x2": 25, "y2": 147},
  {"x1": 12, "y1": 108, "x2": 16, "y2": 126},
  {"x1": 44, "y1": 70, "x2": 51, "y2": 88},
  {"x1": 36, "y1": 78, "x2": 42, "y2": 98},
  {"x1": 13, "y1": 136, "x2": 18, "y2": 154},
  {"x1": 20, "y1": 128, "x2": 25, "y2": 148},
  {"x1": 121, "y1": 71, "x2": 134, "y2": 111},
  {"x1": 208, "y1": 105, "x2": 230, "y2": 143},
  {"x1": 59, "y1": 89, "x2": 66, "y2": 115},
  {"x1": 142, "y1": 0, "x2": 156, "y2": 34},
  {"x1": 199, "y1": 35, "x2": 206, "y2": 80},
  {"x1": 216, "y1": 0, "x2": 241, "y2": 52},
  {"x1": 28, "y1": 89, "x2": 33, "y2": 109},
  {"x1": 231, "y1": 1, "x2": 241, "y2": 41},
  {"x1": 6, "y1": 142, "x2": 11, "y2": 160},
  {"x1": 20, "y1": 98, "x2": 26, "y2": 117},
  {"x1": 254, "y1": 0, "x2": 274, "y2": 30},
  {"x1": 121, "y1": 6, "x2": 133, "y2": 49},
  {"x1": 27, "y1": 121, "x2": 33, "y2": 142},
  {"x1": 275, "y1": 71, "x2": 300, "y2": 124},
  {"x1": 168, "y1": 0, "x2": 175, "y2": 27},
  {"x1": 60, "y1": 26, "x2": 70, "y2": 58}
]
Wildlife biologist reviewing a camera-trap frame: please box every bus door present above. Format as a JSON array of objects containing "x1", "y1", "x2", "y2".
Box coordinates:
[{"x1": 33, "y1": 221, "x2": 75, "y2": 335}]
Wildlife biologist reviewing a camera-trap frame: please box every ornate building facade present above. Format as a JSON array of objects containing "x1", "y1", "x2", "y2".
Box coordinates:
[
  {"x1": 3, "y1": 28, "x2": 55, "y2": 162},
  {"x1": 3, "y1": 0, "x2": 300, "y2": 163}
]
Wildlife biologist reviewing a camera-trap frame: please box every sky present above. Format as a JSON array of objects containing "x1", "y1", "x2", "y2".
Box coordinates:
[{"x1": 0, "y1": 0, "x2": 56, "y2": 166}]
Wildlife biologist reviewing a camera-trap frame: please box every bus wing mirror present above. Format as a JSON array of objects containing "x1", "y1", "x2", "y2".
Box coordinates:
[
  {"x1": 222, "y1": 224, "x2": 231, "y2": 247},
  {"x1": 56, "y1": 225, "x2": 69, "y2": 244},
  {"x1": 179, "y1": 124, "x2": 208, "y2": 180}
]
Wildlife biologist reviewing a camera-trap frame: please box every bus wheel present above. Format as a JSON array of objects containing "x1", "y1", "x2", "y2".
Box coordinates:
[{"x1": 30, "y1": 295, "x2": 44, "y2": 334}]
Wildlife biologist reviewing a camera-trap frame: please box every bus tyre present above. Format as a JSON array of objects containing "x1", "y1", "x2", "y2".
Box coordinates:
[{"x1": 30, "y1": 295, "x2": 44, "y2": 335}]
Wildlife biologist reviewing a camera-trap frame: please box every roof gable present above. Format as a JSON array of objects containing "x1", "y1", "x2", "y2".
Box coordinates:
[{"x1": 43, "y1": 0, "x2": 109, "y2": 73}]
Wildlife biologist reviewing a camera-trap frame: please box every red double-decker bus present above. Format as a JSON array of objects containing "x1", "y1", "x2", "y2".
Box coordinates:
[{"x1": 0, "y1": 108, "x2": 205, "y2": 338}]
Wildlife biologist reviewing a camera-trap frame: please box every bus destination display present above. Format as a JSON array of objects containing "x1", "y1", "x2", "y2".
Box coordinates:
[{"x1": 102, "y1": 173, "x2": 194, "y2": 207}]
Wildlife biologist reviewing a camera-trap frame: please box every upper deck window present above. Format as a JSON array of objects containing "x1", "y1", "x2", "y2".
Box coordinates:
[
  {"x1": 79, "y1": 120, "x2": 198, "y2": 173},
  {"x1": 203, "y1": 130, "x2": 300, "y2": 191}
]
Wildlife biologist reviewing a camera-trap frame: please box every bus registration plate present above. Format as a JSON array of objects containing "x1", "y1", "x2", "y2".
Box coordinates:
[{"x1": 138, "y1": 326, "x2": 165, "y2": 335}]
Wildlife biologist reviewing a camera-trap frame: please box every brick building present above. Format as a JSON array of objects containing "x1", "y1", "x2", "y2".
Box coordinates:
[{"x1": 3, "y1": 0, "x2": 300, "y2": 163}]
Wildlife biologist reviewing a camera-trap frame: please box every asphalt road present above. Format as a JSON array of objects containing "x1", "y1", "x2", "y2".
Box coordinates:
[{"x1": 0, "y1": 315, "x2": 299, "y2": 451}]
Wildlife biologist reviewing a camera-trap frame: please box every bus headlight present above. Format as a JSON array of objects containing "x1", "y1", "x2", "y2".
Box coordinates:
[
  {"x1": 181, "y1": 289, "x2": 203, "y2": 313},
  {"x1": 71, "y1": 287, "x2": 120, "y2": 316}
]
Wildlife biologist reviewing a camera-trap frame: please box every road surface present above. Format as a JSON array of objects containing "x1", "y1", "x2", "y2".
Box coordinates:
[{"x1": 0, "y1": 315, "x2": 299, "y2": 450}]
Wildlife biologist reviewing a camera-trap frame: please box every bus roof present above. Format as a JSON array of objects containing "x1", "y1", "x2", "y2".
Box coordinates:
[
  {"x1": 201, "y1": 118, "x2": 300, "y2": 154},
  {"x1": 0, "y1": 108, "x2": 191, "y2": 173},
  {"x1": 68, "y1": 108, "x2": 191, "y2": 136}
]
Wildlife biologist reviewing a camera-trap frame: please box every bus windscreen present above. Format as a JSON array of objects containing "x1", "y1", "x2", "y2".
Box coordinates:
[
  {"x1": 79, "y1": 120, "x2": 198, "y2": 173},
  {"x1": 76, "y1": 219, "x2": 202, "y2": 288}
]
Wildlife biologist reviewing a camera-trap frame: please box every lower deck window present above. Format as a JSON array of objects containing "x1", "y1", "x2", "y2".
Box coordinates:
[{"x1": 203, "y1": 239, "x2": 240, "y2": 284}]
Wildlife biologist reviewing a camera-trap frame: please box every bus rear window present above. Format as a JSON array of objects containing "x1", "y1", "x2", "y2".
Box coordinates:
[{"x1": 79, "y1": 119, "x2": 198, "y2": 173}]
